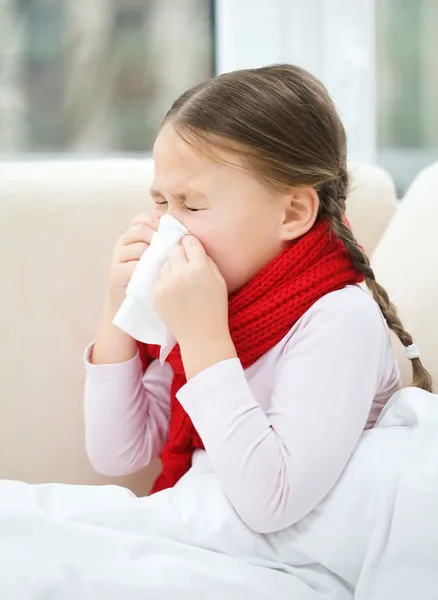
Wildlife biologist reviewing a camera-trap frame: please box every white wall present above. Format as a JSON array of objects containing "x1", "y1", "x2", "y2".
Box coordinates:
[{"x1": 215, "y1": 0, "x2": 376, "y2": 163}]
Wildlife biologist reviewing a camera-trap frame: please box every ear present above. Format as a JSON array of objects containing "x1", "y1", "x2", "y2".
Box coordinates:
[{"x1": 279, "y1": 187, "x2": 320, "y2": 241}]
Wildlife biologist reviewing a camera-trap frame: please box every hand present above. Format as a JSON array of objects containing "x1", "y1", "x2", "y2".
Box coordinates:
[
  {"x1": 106, "y1": 213, "x2": 159, "y2": 314},
  {"x1": 153, "y1": 236, "x2": 236, "y2": 377}
]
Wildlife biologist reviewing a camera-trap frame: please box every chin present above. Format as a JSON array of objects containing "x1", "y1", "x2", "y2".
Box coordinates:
[
  {"x1": 226, "y1": 272, "x2": 256, "y2": 295},
  {"x1": 221, "y1": 260, "x2": 268, "y2": 296}
]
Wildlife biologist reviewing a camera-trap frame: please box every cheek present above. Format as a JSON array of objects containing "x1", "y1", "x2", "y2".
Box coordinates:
[
  {"x1": 188, "y1": 223, "x2": 226, "y2": 266},
  {"x1": 199, "y1": 228, "x2": 262, "y2": 291},
  {"x1": 188, "y1": 211, "x2": 281, "y2": 292},
  {"x1": 187, "y1": 223, "x2": 238, "y2": 286}
]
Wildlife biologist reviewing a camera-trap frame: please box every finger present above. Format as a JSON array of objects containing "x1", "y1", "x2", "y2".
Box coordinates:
[
  {"x1": 168, "y1": 244, "x2": 188, "y2": 269},
  {"x1": 160, "y1": 260, "x2": 171, "y2": 278},
  {"x1": 118, "y1": 242, "x2": 148, "y2": 263},
  {"x1": 181, "y1": 235, "x2": 207, "y2": 265},
  {"x1": 122, "y1": 223, "x2": 156, "y2": 246},
  {"x1": 131, "y1": 213, "x2": 159, "y2": 229},
  {"x1": 208, "y1": 256, "x2": 227, "y2": 286},
  {"x1": 120, "y1": 261, "x2": 139, "y2": 288},
  {"x1": 207, "y1": 255, "x2": 222, "y2": 275}
]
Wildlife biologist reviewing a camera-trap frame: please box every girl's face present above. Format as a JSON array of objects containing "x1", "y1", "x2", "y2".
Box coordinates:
[{"x1": 152, "y1": 124, "x2": 317, "y2": 293}]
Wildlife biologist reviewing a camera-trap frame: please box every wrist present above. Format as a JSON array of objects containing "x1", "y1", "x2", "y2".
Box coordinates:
[
  {"x1": 91, "y1": 295, "x2": 137, "y2": 365},
  {"x1": 179, "y1": 330, "x2": 237, "y2": 380},
  {"x1": 103, "y1": 292, "x2": 122, "y2": 321}
]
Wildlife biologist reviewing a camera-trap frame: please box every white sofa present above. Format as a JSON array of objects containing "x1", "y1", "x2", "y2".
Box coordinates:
[
  {"x1": 0, "y1": 159, "x2": 436, "y2": 496},
  {"x1": 372, "y1": 164, "x2": 438, "y2": 389}
]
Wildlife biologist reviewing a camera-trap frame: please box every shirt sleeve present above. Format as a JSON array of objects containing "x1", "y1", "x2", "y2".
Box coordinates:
[
  {"x1": 83, "y1": 344, "x2": 172, "y2": 476},
  {"x1": 177, "y1": 292, "x2": 396, "y2": 533}
]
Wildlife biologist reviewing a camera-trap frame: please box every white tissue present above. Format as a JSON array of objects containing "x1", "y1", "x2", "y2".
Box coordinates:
[{"x1": 113, "y1": 215, "x2": 188, "y2": 360}]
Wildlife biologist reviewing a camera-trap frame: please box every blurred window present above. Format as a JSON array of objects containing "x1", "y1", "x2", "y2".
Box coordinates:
[
  {"x1": 0, "y1": 0, "x2": 215, "y2": 154},
  {"x1": 376, "y1": 0, "x2": 438, "y2": 193}
]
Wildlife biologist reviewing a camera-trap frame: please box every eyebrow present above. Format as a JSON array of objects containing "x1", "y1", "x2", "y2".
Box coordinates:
[{"x1": 149, "y1": 187, "x2": 205, "y2": 201}]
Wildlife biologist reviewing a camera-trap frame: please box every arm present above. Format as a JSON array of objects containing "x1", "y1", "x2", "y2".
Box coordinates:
[
  {"x1": 177, "y1": 292, "x2": 394, "y2": 533},
  {"x1": 84, "y1": 214, "x2": 169, "y2": 475},
  {"x1": 84, "y1": 344, "x2": 172, "y2": 476}
]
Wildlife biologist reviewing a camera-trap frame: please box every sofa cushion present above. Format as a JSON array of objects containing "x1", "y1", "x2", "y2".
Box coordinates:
[{"x1": 372, "y1": 163, "x2": 438, "y2": 392}]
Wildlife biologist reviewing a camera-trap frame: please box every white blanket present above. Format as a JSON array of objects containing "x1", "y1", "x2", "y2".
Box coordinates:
[{"x1": 1, "y1": 387, "x2": 438, "y2": 599}]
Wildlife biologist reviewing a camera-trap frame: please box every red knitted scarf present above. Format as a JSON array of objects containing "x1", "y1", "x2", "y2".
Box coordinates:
[{"x1": 138, "y1": 220, "x2": 363, "y2": 494}]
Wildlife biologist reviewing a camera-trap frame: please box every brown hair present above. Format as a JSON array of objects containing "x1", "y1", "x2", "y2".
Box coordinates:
[{"x1": 163, "y1": 64, "x2": 433, "y2": 392}]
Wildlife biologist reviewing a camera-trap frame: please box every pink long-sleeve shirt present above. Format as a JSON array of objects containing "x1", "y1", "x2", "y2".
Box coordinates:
[{"x1": 84, "y1": 285, "x2": 400, "y2": 533}]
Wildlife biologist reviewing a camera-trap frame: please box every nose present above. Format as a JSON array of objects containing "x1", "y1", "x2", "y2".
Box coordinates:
[{"x1": 161, "y1": 205, "x2": 187, "y2": 230}]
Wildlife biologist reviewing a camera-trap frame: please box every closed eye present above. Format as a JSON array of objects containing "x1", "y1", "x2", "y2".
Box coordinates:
[{"x1": 155, "y1": 200, "x2": 202, "y2": 213}]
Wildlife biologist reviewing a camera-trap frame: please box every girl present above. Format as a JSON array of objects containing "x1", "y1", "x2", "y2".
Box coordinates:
[{"x1": 85, "y1": 64, "x2": 432, "y2": 534}]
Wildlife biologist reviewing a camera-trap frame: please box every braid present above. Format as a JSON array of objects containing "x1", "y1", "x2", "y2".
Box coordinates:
[{"x1": 320, "y1": 175, "x2": 433, "y2": 393}]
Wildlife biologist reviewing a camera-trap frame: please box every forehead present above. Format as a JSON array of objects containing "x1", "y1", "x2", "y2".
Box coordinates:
[
  {"x1": 154, "y1": 125, "x2": 208, "y2": 175},
  {"x1": 152, "y1": 124, "x2": 247, "y2": 191}
]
